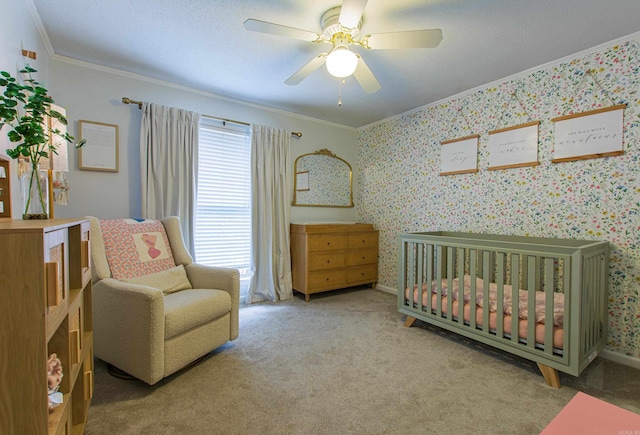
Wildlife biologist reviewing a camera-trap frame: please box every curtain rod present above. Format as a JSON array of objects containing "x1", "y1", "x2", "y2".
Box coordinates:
[{"x1": 122, "y1": 97, "x2": 302, "y2": 138}]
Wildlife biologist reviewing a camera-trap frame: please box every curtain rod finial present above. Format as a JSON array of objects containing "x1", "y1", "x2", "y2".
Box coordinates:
[{"x1": 122, "y1": 97, "x2": 143, "y2": 109}]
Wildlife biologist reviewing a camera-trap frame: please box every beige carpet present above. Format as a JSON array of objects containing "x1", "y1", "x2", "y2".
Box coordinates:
[{"x1": 85, "y1": 288, "x2": 640, "y2": 434}]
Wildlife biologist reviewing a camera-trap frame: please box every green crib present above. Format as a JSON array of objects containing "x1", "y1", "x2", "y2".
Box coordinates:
[{"x1": 398, "y1": 231, "x2": 609, "y2": 388}]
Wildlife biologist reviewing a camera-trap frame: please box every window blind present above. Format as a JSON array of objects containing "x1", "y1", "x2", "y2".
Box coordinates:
[{"x1": 195, "y1": 119, "x2": 252, "y2": 289}]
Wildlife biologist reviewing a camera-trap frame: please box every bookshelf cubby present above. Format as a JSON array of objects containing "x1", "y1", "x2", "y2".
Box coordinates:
[{"x1": 0, "y1": 218, "x2": 93, "y2": 434}]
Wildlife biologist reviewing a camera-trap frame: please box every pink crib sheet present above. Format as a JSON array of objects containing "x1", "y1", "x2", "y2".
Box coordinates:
[{"x1": 405, "y1": 276, "x2": 565, "y2": 348}]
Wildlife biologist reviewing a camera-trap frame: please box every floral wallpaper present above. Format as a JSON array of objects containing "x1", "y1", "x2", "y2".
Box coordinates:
[{"x1": 357, "y1": 39, "x2": 640, "y2": 359}]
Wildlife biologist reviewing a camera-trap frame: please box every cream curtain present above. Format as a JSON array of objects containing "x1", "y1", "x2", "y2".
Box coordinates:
[
  {"x1": 140, "y1": 103, "x2": 201, "y2": 255},
  {"x1": 246, "y1": 125, "x2": 293, "y2": 303}
]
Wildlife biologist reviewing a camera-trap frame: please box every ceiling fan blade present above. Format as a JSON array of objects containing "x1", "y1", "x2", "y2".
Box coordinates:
[
  {"x1": 244, "y1": 19, "x2": 321, "y2": 42},
  {"x1": 338, "y1": 0, "x2": 368, "y2": 29},
  {"x1": 353, "y1": 55, "x2": 381, "y2": 94},
  {"x1": 363, "y1": 29, "x2": 443, "y2": 49},
  {"x1": 285, "y1": 53, "x2": 327, "y2": 85}
]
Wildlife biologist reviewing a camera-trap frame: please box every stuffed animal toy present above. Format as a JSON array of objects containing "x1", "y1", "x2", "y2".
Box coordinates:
[
  {"x1": 47, "y1": 353, "x2": 64, "y2": 409},
  {"x1": 47, "y1": 353, "x2": 63, "y2": 390}
]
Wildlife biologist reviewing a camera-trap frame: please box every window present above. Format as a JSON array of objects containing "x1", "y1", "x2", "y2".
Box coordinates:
[{"x1": 195, "y1": 119, "x2": 252, "y2": 296}]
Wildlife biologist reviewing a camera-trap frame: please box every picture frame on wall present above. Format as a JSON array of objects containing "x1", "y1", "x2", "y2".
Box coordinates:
[
  {"x1": 440, "y1": 134, "x2": 479, "y2": 176},
  {"x1": 295, "y1": 171, "x2": 310, "y2": 191},
  {"x1": 488, "y1": 121, "x2": 540, "y2": 170},
  {"x1": 78, "y1": 120, "x2": 119, "y2": 172},
  {"x1": 551, "y1": 104, "x2": 625, "y2": 163}
]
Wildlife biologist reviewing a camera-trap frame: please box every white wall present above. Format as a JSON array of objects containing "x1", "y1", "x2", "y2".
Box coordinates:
[
  {"x1": 49, "y1": 59, "x2": 359, "y2": 222},
  {"x1": 0, "y1": 2, "x2": 359, "y2": 222},
  {"x1": 0, "y1": 0, "x2": 52, "y2": 219}
]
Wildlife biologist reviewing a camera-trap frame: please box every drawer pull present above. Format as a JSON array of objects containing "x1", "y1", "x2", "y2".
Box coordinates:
[
  {"x1": 84, "y1": 370, "x2": 94, "y2": 399},
  {"x1": 71, "y1": 329, "x2": 81, "y2": 365},
  {"x1": 46, "y1": 262, "x2": 63, "y2": 307},
  {"x1": 81, "y1": 240, "x2": 90, "y2": 269}
]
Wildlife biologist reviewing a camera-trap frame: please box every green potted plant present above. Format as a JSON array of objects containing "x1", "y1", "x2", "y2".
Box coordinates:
[{"x1": 0, "y1": 65, "x2": 85, "y2": 219}]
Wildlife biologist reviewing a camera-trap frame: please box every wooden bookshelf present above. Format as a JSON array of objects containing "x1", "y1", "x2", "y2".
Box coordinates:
[{"x1": 0, "y1": 218, "x2": 93, "y2": 434}]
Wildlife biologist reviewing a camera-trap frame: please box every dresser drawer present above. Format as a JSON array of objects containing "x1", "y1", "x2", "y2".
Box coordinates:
[
  {"x1": 308, "y1": 234, "x2": 347, "y2": 252},
  {"x1": 308, "y1": 269, "x2": 346, "y2": 290},
  {"x1": 347, "y1": 264, "x2": 377, "y2": 284},
  {"x1": 309, "y1": 252, "x2": 345, "y2": 271},
  {"x1": 348, "y1": 232, "x2": 378, "y2": 249},
  {"x1": 346, "y1": 248, "x2": 378, "y2": 266}
]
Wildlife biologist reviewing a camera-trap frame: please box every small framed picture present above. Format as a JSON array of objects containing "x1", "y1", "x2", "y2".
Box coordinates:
[
  {"x1": 440, "y1": 134, "x2": 479, "y2": 176},
  {"x1": 78, "y1": 120, "x2": 119, "y2": 172},
  {"x1": 296, "y1": 171, "x2": 310, "y2": 191},
  {"x1": 488, "y1": 121, "x2": 540, "y2": 170},
  {"x1": 552, "y1": 105, "x2": 625, "y2": 163}
]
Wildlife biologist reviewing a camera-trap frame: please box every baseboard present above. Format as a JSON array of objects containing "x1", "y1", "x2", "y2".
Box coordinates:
[
  {"x1": 599, "y1": 350, "x2": 640, "y2": 369},
  {"x1": 375, "y1": 284, "x2": 397, "y2": 295}
]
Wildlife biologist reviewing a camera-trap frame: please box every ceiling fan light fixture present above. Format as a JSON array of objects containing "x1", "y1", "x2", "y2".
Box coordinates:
[{"x1": 325, "y1": 46, "x2": 358, "y2": 78}]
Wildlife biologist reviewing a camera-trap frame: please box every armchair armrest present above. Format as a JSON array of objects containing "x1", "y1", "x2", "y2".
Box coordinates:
[
  {"x1": 185, "y1": 264, "x2": 240, "y2": 340},
  {"x1": 92, "y1": 278, "x2": 166, "y2": 384}
]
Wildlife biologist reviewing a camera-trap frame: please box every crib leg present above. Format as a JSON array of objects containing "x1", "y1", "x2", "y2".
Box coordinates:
[
  {"x1": 537, "y1": 363, "x2": 561, "y2": 388},
  {"x1": 404, "y1": 316, "x2": 416, "y2": 327}
]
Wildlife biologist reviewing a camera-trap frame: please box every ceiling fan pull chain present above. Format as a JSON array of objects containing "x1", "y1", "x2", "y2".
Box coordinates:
[{"x1": 338, "y1": 79, "x2": 344, "y2": 107}]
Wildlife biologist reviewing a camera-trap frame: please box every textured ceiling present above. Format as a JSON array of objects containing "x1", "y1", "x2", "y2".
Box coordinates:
[{"x1": 32, "y1": 0, "x2": 640, "y2": 128}]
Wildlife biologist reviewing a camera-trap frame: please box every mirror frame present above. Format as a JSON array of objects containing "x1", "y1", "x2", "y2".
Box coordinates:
[{"x1": 292, "y1": 148, "x2": 354, "y2": 208}]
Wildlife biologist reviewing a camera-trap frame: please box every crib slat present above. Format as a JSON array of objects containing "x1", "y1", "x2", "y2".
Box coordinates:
[
  {"x1": 457, "y1": 247, "x2": 465, "y2": 324},
  {"x1": 544, "y1": 257, "x2": 554, "y2": 355},
  {"x1": 426, "y1": 244, "x2": 433, "y2": 314},
  {"x1": 496, "y1": 252, "x2": 505, "y2": 339},
  {"x1": 593, "y1": 254, "x2": 603, "y2": 346},
  {"x1": 469, "y1": 249, "x2": 477, "y2": 329},
  {"x1": 582, "y1": 255, "x2": 589, "y2": 355},
  {"x1": 416, "y1": 242, "x2": 424, "y2": 312},
  {"x1": 585, "y1": 254, "x2": 595, "y2": 352},
  {"x1": 400, "y1": 240, "x2": 409, "y2": 308},
  {"x1": 597, "y1": 252, "x2": 607, "y2": 343},
  {"x1": 482, "y1": 250, "x2": 490, "y2": 333},
  {"x1": 592, "y1": 255, "x2": 598, "y2": 350},
  {"x1": 408, "y1": 242, "x2": 415, "y2": 308},
  {"x1": 446, "y1": 246, "x2": 454, "y2": 321},
  {"x1": 511, "y1": 254, "x2": 520, "y2": 344},
  {"x1": 436, "y1": 245, "x2": 443, "y2": 318},
  {"x1": 527, "y1": 255, "x2": 536, "y2": 348}
]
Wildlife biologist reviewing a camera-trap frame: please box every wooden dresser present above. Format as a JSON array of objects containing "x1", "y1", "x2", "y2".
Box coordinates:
[
  {"x1": 0, "y1": 218, "x2": 93, "y2": 434},
  {"x1": 290, "y1": 223, "x2": 378, "y2": 301}
]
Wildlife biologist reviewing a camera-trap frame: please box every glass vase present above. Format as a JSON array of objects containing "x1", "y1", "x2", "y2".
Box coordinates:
[{"x1": 22, "y1": 164, "x2": 49, "y2": 219}]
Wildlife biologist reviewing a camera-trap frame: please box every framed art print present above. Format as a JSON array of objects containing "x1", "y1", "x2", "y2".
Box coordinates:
[
  {"x1": 552, "y1": 105, "x2": 625, "y2": 163},
  {"x1": 440, "y1": 134, "x2": 479, "y2": 176},
  {"x1": 78, "y1": 120, "x2": 119, "y2": 172}
]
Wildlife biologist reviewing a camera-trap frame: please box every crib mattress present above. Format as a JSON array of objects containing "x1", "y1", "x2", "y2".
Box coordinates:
[{"x1": 405, "y1": 276, "x2": 564, "y2": 349}]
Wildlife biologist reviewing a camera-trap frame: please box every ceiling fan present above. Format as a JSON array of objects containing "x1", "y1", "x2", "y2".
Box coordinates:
[{"x1": 244, "y1": 0, "x2": 443, "y2": 94}]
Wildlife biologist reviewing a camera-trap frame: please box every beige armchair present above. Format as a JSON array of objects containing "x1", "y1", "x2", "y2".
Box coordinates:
[{"x1": 88, "y1": 216, "x2": 239, "y2": 385}]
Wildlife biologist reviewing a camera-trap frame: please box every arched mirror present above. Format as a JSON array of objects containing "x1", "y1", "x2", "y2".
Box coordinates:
[{"x1": 292, "y1": 148, "x2": 353, "y2": 208}]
